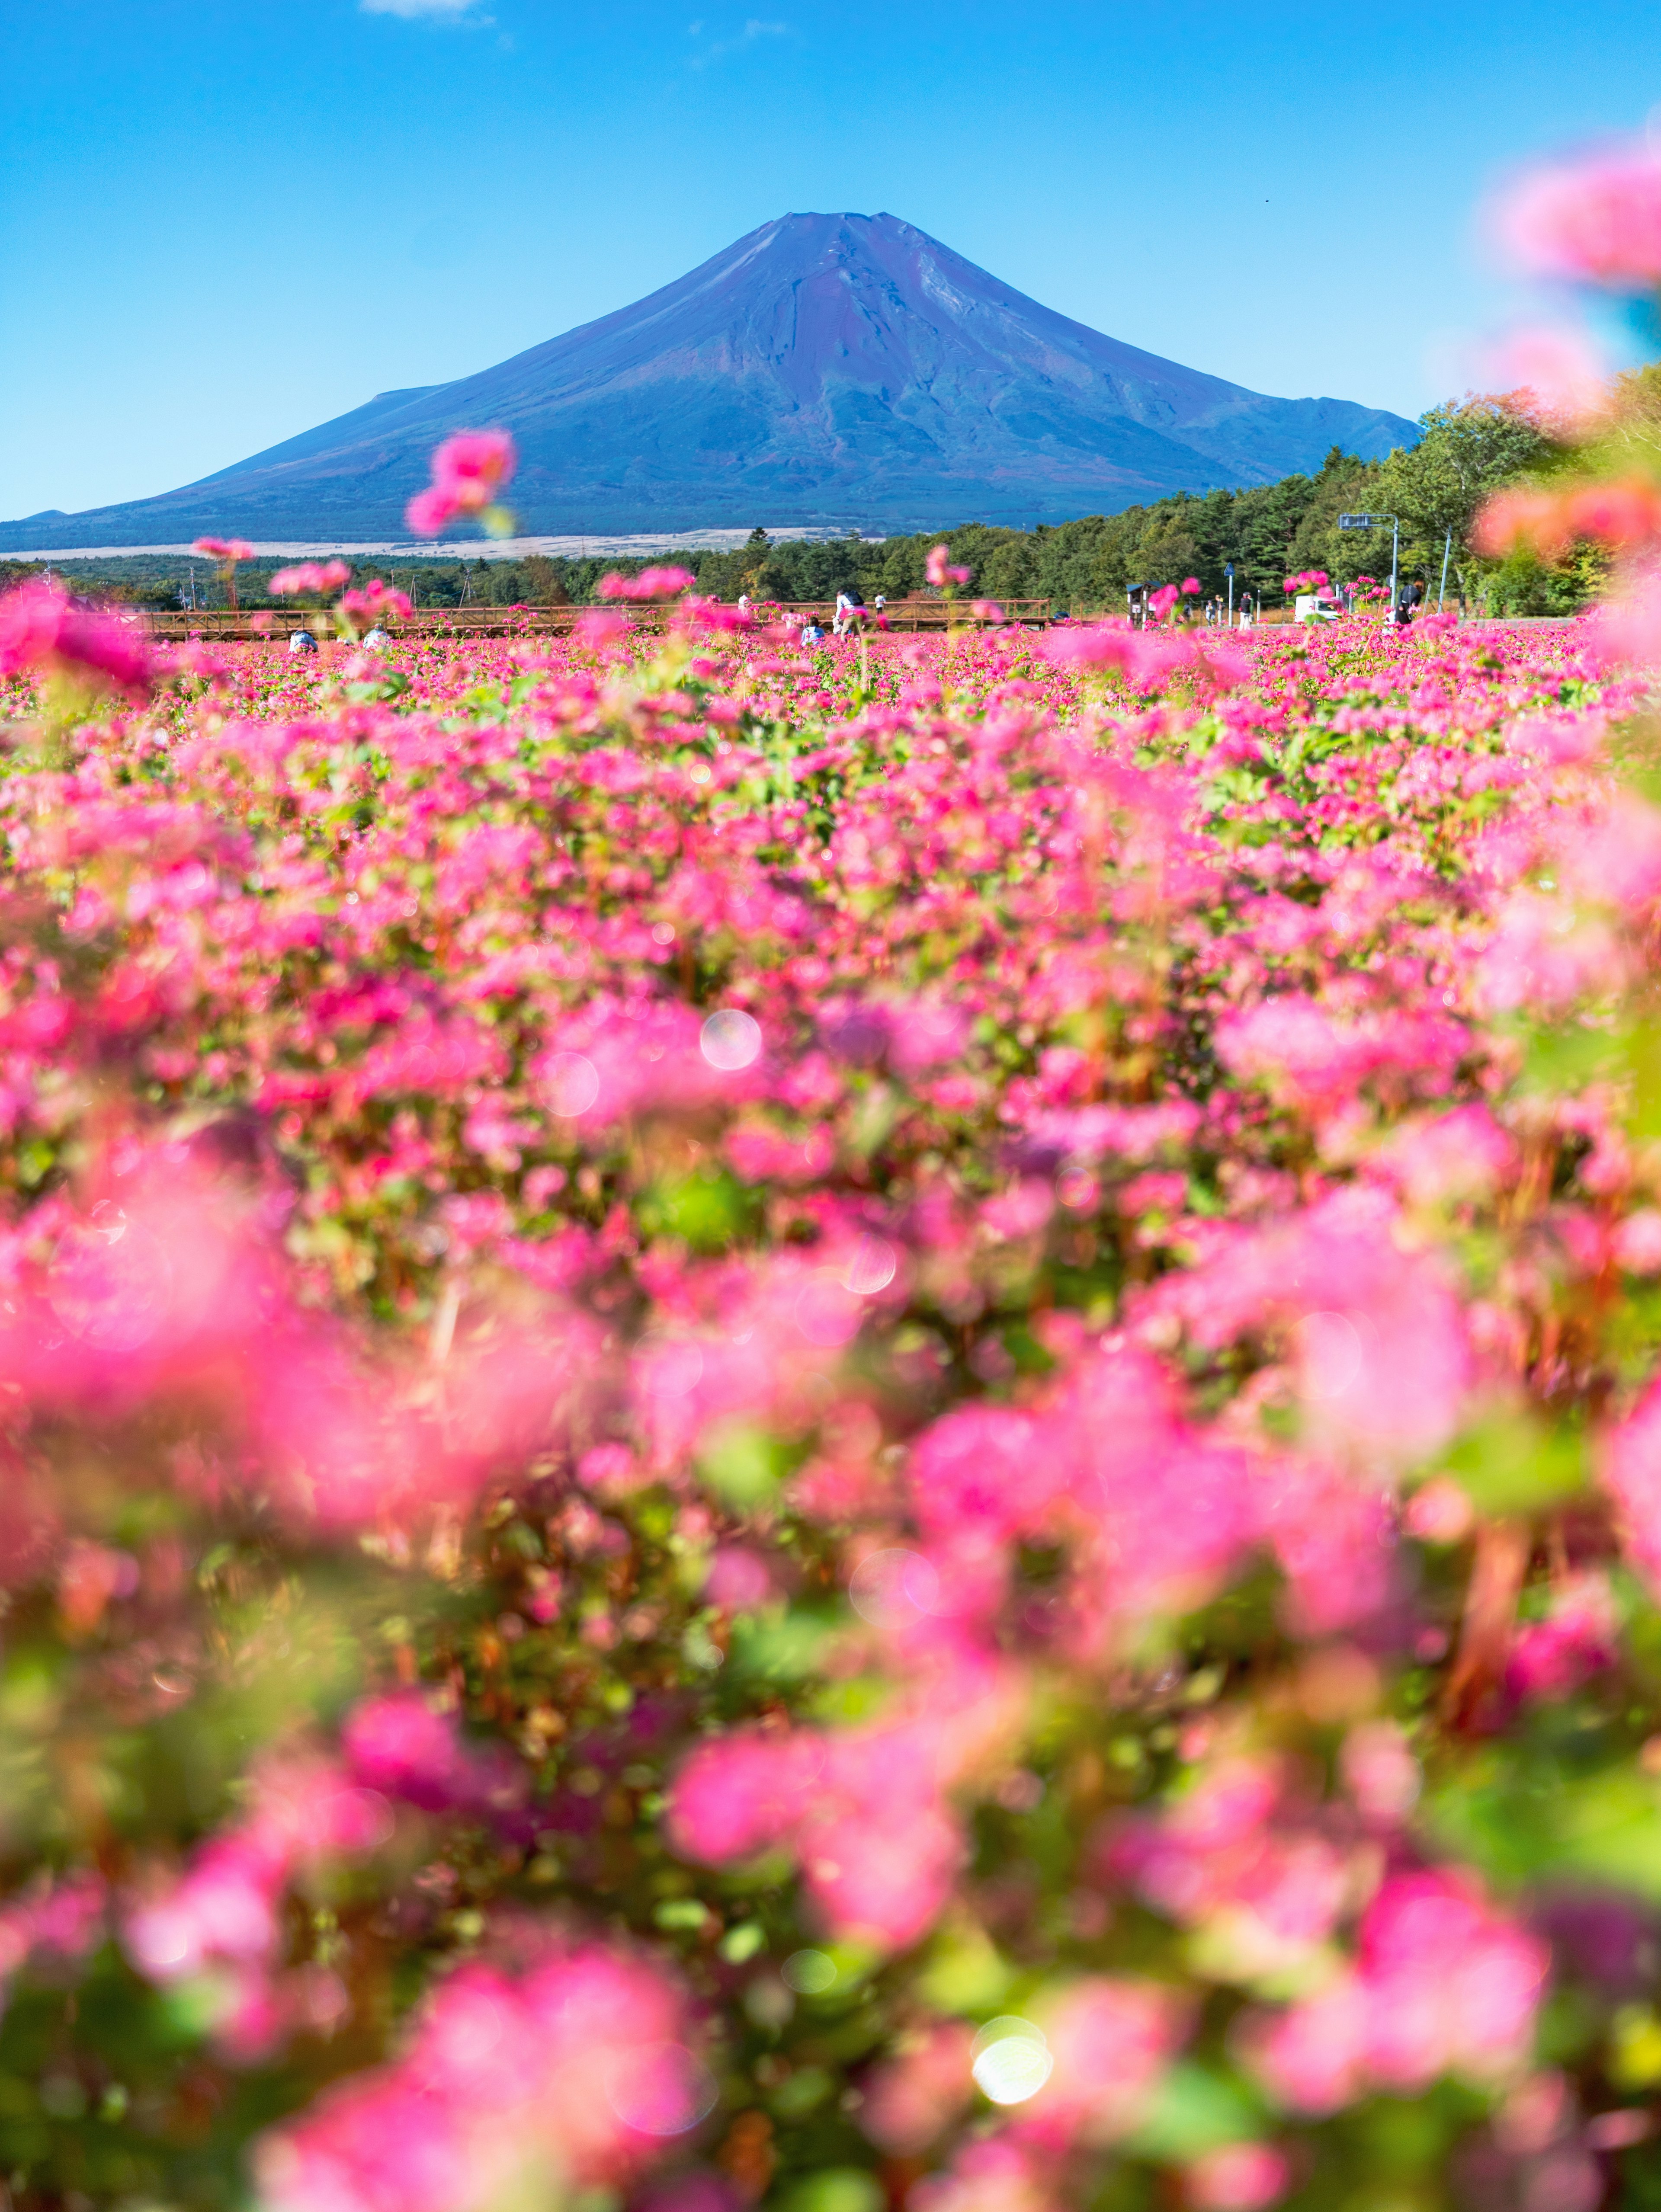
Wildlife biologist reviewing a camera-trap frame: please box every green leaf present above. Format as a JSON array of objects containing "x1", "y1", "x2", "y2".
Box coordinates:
[
  {"x1": 1440, "y1": 1409, "x2": 1586, "y2": 1515},
  {"x1": 776, "y1": 2172, "x2": 882, "y2": 2212},
  {"x1": 1123, "y1": 2062, "x2": 1265, "y2": 2161},
  {"x1": 696, "y1": 1420, "x2": 788, "y2": 1509}
]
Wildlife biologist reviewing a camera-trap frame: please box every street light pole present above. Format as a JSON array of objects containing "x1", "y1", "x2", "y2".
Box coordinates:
[
  {"x1": 1438, "y1": 526, "x2": 1453, "y2": 612},
  {"x1": 1339, "y1": 513, "x2": 1402, "y2": 622},
  {"x1": 1391, "y1": 517, "x2": 1400, "y2": 623},
  {"x1": 1225, "y1": 560, "x2": 1235, "y2": 627}
]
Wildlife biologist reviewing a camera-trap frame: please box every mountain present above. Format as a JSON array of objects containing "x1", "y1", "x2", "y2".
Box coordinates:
[{"x1": 1, "y1": 214, "x2": 1417, "y2": 547}]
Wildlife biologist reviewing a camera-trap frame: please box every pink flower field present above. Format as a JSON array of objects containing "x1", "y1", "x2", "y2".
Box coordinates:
[{"x1": 2, "y1": 584, "x2": 1661, "y2": 2212}]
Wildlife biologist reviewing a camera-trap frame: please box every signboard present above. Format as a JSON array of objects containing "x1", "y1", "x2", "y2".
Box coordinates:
[{"x1": 1338, "y1": 513, "x2": 1385, "y2": 530}]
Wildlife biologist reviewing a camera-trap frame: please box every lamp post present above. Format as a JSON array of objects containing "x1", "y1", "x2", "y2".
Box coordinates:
[
  {"x1": 1339, "y1": 512, "x2": 1400, "y2": 622},
  {"x1": 1438, "y1": 526, "x2": 1453, "y2": 612},
  {"x1": 1225, "y1": 560, "x2": 1235, "y2": 628}
]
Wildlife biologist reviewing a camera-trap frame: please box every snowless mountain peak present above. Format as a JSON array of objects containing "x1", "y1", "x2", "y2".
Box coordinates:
[{"x1": 0, "y1": 213, "x2": 1417, "y2": 547}]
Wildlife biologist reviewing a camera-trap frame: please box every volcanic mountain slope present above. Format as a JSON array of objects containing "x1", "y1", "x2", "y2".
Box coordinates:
[{"x1": 3, "y1": 214, "x2": 1418, "y2": 546}]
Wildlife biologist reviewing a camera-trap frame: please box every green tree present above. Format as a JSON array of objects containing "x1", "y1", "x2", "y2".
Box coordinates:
[{"x1": 1375, "y1": 395, "x2": 1553, "y2": 606}]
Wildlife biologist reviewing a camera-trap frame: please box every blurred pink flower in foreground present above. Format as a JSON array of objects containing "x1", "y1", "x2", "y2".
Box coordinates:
[
  {"x1": 1476, "y1": 478, "x2": 1661, "y2": 563},
  {"x1": 1485, "y1": 324, "x2": 1611, "y2": 433},
  {"x1": 406, "y1": 431, "x2": 516, "y2": 535},
  {"x1": 927, "y1": 544, "x2": 972, "y2": 589},
  {"x1": 597, "y1": 566, "x2": 696, "y2": 602},
  {"x1": 255, "y1": 1937, "x2": 705, "y2": 2212},
  {"x1": 1246, "y1": 1870, "x2": 1548, "y2": 2112},
  {"x1": 1021, "y1": 1976, "x2": 1189, "y2": 2146},
  {"x1": 342, "y1": 1691, "x2": 523, "y2": 1816},
  {"x1": 341, "y1": 580, "x2": 414, "y2": 628},
  {"x1": 1184, "y1": 2142, "x2": 1291, "y2": 2210},
  {"x1": 1506, "y1": 1575, "x2": 1619, "y2": 1702},
  {"x1": 1495, "y1": 142, "x2": 1661, "y2": 288},
  {"x1": 269, "y1": 560, "x2": 351, "y2": 596},
  {"x1": 193, "y1": 536, "x2": 255, "y2": 563},
  {"x1": 668, "y1": 1719, "x2": 966, "y2": 1949},
  {"x1": 1588, "y1": 559, "x2": 1661, "y2": 669},
  {"x1": 0, "y1": 578, "x2": 151, "y2": 695}
]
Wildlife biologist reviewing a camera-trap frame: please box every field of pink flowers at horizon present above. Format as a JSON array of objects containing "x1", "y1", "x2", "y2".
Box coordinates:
[{"x1": 0, "y1": 594, "x2": 1660, "y2": 2212}]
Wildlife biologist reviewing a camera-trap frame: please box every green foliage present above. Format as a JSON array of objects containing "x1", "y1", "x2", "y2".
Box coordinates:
[{"x1": 32, "y1": 392, "x2": 1577, "y2": 621}]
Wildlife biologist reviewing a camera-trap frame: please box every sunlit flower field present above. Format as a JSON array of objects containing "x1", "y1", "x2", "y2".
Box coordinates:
[{"x1": 0, "y1": 587, "x2": 1659, "y2": 2212}]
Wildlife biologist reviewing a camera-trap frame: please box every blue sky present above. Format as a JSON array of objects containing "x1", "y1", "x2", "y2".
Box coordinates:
[{"x1": 4, "y1": 0, "x2": 1661, "y2": 522}]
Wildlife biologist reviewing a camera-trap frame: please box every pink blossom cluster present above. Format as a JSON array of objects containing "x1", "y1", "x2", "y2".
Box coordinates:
[
  {"x1": 1496, "y1": 142, "x2": 1661, "y2": 288},
  {"x1": 0, "y1": 576, "x2": 1654, "y2": 2209},
  {"x1": 255, "y1": 1937, "x2": 704, "y2": 2212},
  {"x1": 926, "y1": 544, "x2": 973, "y2": 589},
  {"x1": 597, "y1": 566, "x2": 698, "y2": 602},
  {"x1": 1245, "y1": 1872, "x2": 1549, "y2": 2111},
  {"x1": 405, "y1": 430, "x2": 517, "y2": 536},
  {"x1": 0, "y1": 575, "x2": 151, "y2": 694},
  {"x1": 269, "y1": 560, "x2": 353, "y2": 596}
]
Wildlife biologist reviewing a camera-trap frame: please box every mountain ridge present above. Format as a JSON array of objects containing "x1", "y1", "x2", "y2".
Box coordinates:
[{"x1": 1, "y1": 213, "x2": 1417, "y2": 547}]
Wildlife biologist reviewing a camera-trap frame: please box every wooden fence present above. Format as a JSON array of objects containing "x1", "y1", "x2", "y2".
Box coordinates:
[{"x1": 137, "y1": 599, "x2": 1056, "y2": 643}]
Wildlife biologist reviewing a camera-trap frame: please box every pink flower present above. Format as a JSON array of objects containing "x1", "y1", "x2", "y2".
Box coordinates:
[
  {"x1": 269, "y1": 561, "x2": 352, "y2": 596},
  {"x1": 1505, "y1": 1574, "x2": 1619, "y2": 1701},
  {"x1": 1184, "y1": 2144, "x2": 1291, "y2": 2211},
  {"x1": 1246, "y1": 1870, "x2": 1548, "y2": 2112},
  {"x1": 1026, "y1": 1976, "x2": 1189, "y2": 2145},
  {"x1": 911, "y1": 2135, "x2": 1053, "y2": 2212},
  {"x1": 860, "y1": 2023, "x2": 976, "y2": 2152},
  {"x1": 432, "y1": 431, "x2": 515, "y2": 509},
  {"x1": 193, "y1": 536, "x2": 255, "y2": 561},
  {"x1": 1340, "y1": 1720, "x2": 1421, "y2": 1828},
  {"x1": 0, "y1": 578, "x2": 151, "y2": 695},
  {"x1": 406, "y1": 431, "x2": 516, "y2": 534},
  {"x1": 343, "y1": 1692, "x2": 522, "y2": 1817},
  {"x1": 926, "y1": 545, "x2": 972, "y2": 589},
  {"x1": 125, "y1": 1836, "x2": 282, "y2": 1985},
  {"x1": 1590, "y1": 558, "x2": 1661, "y2": 671},
  {"x1": 1485, "y1": 323, "x2": 1611, "y2": 433},
  {"x1": 1615, "y1": 1209, "x2": 1661, "y2": 1272},
  {"x1": 341, "y1": 581, "x2": 414, "y2": 627},
  {"x1": 56, "y1": 1538, "x2": 138, "y2": 1635},
  {"x1": 1373, "y1": 1106, "x2": 1518, "y2": 1208},
  {"x1": 406, "y1": 486, "x2": 461, "y2": 537},
  {"x1": 704, "y1": 1544, "x2": 775, "y2": 1610},
  {"x1": 255, "y1": 1939, "x2": 701, "y2": 2212},
  {"x1": 1495, "y1": 142, "x2": 1661, "y2": 288},
  {"x1": 667, "y1": 1729, "x2": 823, "y2": 1862},
  {"x1": 596, "y1": 567, "x2": 696, "y2": 602}
]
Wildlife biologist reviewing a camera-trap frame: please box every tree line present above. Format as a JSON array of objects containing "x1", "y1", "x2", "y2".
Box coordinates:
[{"x1": 3, "y1": 394, "x2": 1605, "y2": 619}]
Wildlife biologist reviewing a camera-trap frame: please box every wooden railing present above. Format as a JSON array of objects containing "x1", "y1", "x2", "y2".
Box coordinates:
[{"x1": 136, "y1": 599, "x2": 1055, "y2": 642}]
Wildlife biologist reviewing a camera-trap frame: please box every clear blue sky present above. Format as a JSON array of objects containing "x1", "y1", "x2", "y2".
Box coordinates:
[{"x1": 4, "y1": 0, "x2": 1660, "y2": 523}]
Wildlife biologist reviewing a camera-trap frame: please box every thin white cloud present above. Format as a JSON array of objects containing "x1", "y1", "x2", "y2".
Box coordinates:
[
  {"x1": 688, "y1": 18, "x2": 790, "y2": 67},
  {"x1": 361, "y1": 0, "x2": 487, "y2": 19}
]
